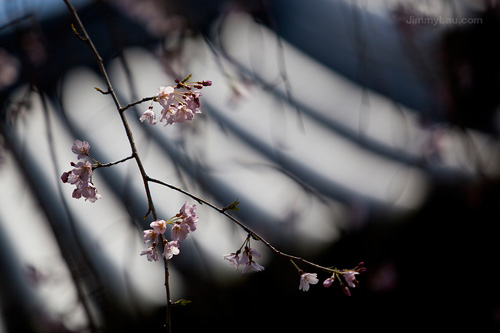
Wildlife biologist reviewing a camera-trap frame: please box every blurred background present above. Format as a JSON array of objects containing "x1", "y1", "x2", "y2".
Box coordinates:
[{"x1": 1, "y1": 0, "x2": 500, "y2": 332}]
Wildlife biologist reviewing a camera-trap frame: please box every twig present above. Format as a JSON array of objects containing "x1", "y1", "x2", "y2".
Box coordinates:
[
  {"x1": 147, "y1": 177, "x2": 336, "y2": 273},
  {"x1": 62, "y1": 1, "x2": 171, "y2": 330},
  {"x1": 92, "y1": 155, "x2": 134, "y2": 170},
  {"x1": 120, "y1": 96, "x2": 157, "y2": 113}
]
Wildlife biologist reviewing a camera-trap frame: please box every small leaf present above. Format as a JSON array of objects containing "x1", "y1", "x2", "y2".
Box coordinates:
[
  {"x1": 173, "y1": 299, "x2": 192, "y2": 306},
  {"x1": 94, "y1": 87, "x2": 109, "y2": 94},
  {"x1": 70, "y1": 24, "x2": 86, "y2": 41},
  {"x1": 181, "y1": 73, "x2": 192, "y2": 83},
  {"x1": 224, "y1": 198, "x2": 240, "y2": 212}
]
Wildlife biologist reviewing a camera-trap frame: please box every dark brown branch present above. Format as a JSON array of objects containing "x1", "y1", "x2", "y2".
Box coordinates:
[
  {"x1": 146, "y1": 177, "x2": 335, "y2": 273},
  {"x1": 92, "y1": 155, "x2": 134, "y2": 170},
  {"x1": 120, "y1": 96, "x2": 157, "y2": 113},
  {"x1": 62, "y1": 0, "x2": 169, "y2": 330}
]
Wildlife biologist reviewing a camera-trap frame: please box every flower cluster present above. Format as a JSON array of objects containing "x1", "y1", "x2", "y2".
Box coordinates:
[
  {"x1": 223, "y1": 236, "x2": 265, "y2": 274},
  {"x1": 140, "y1": 75, "x2": 212, "y2": 126},
  {"x1": 141, "y1": 202, "x2": 198, "y2": 262},
  {"x1": 292, "y1": 260, "x2": 365, "y2": 294},
  {"x1": 322, "y1": 262, "x2": 366, "y2": 296},
  {"x1": 61, "y1": 140, "x2": 102, "y2": 202}
]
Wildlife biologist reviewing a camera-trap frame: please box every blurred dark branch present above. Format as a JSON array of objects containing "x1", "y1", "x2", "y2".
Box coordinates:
[
  {"x1": 0, "y1": 104, "x2": 103, "y2": 332},
  {"x1": 0, "y1": 217, "x2": 40, "y2": 332},
  {"x1": 38, "y1": 89, "x2": 99, "y2": 332},
  {"x1": 0, "y1": 13, "x2": 33, "y2": 32},
  {"x1": 204, "y1": 37, "x2": 469, "y2": 183}
]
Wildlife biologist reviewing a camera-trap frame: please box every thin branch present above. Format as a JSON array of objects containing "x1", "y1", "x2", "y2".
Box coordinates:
[
  {"x1": 162, "y1": 252, "x2": 172, "y2": 332},
  {"x1": 62, "y1": 0, "x2": 156, "y2": 220},
  {"x1": 62, "y1": 0, "x2": 169, "y2": 329},
  {"x1": 92, "y1": 155, "x2": 134, "y2": 170},
  {"x1": 120, "y1": 96, "x2": 157, "y2": 113},
  {"x1": 147, "y1": 177, "x2": 336, "y2": 273}
]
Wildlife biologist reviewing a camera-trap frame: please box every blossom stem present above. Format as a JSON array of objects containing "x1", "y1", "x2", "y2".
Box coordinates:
[
  {"x1": 290, "y1": 259, "x2": 302, "y2": 273},
  {"x1": 92, "y1": 154, "x2": 134, "y2": 170},
  {"x1": 120, "y1": 95, "x2": 157, "y2": 113},
  {"x1": 147, "y1": 177, "x2": 336, "y2": 273},
  {"x1": 160, "y1": 235, "x2": 173, "y2": 333}
]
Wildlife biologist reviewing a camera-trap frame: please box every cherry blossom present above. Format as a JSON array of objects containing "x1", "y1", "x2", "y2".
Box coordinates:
[
  {"x1": 179, "y1": 202, "x2": 198, "y2": 231},
  {"x1": 140, "y1": 246, "x2": 159, "y2": 262},
  {"x1": 140, "y1": 77, "x2": 211, "y2": 126},
  {"x1": 299, "y1": 273, "x2": 319, "y2": 291},
  {"x1": 141, "y1": 202, "x2": 199, "y2": 262},
  {"x1": 224, "y1": 236, "x2": 265, "y2": 274},
  {"x1": 143, "y1": 229, "x2": 157, "y2": 243},
  {"x1": 240, "y1": 246, "x2": 264, "y2": 274},
  {"x1": 163, "y1": 240, "x2": 180, "y2": 260},
  {"x1": 157, "y1": 86, "x2": 175, "y2": 108},
  {"x1": 140, "y1": 106, "x2": 157, "y2": 125},
  {"x1": 344, "y1": 271, "x2": 360, "y2": 289},
  {"x1": 68, "y1": 161, "x2": 93, "y2": 184},
  {"x1": 170, "y1": 202, "x2": 198, "y2": 241},
  {"x1": 223, "y1": 251, "x2": 241, "y2": 270},
  {"x1": 241, "y1": 260, "x2": 265, "y2": 274},
  {"x1": 171, "y1": 223, "x2": 190, "y2": 242},
  {"x1": 71, "y1": 139, "x2": 90, "y2": 159},
  {"x1": 78, "y1": 182, "x2": 102, "y2": 202},
  {"x1": 61, "y1": 159, "x2": 102, "y2": 203},
  {"x1": 150, "y1": 219, "x2": 167, "y2": 234}
]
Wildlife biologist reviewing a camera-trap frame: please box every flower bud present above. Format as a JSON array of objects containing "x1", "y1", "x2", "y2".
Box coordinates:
[{"x1": 323, "y1": 276, "x2": 335, "y2": 288}]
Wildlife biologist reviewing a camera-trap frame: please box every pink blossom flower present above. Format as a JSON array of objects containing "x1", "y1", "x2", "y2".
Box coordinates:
[
  {"x1": 159, "y1": 106, "x2": 177, "y2": 125},
  {"x1": 143, "y1": 229, "x2": 157, "y2": 243},
  {"x1": 163, "y1": 240, "x2": 180, "y2": 260},
  {"x1": 184, "y1": 91, "x2": 202, "y2": 113},
  {"x1": 156, "y1": 80, "x2": 208, "y2": 126},
  {"x1": 299, "y1": 273, "x2": 319, "y2": 291},
  {"x1": 160, "y1": 104, "x2": 197, "y2": 125},
  {"x1": 140, "y1": 106, "x2": 157, "y2": 125},
  {"x1": 179, "y1": 202, "x2": 198, "y2": 231},
  {"x1": 240, "y1": 247, "x2": 261, "y2": 263},
  {"x1": 71, "y1": 182, "x2": 100, "y2": 202},
  {"x1": 150, "y1": 220, "x2": 167, "y2": 235},
  {"x1": 71, "y1": 140, "x2": 90, "y2": 159},
  {"x1": 71, "y1": 188, "x2": 82, "y2": 199},
  {"x1": 62, "y1": 160, "x2": 101, "y2": 203},
  {"x1": 173, "y1": 104, "x2": 196, "y2": 123},
  {"x1": 171, "y1": 223, "x2": 190, "y2": 242},
  {"x1": 344, "y1": 271, "x2": 359, "y2": 288},
  {"x1": 239, "y1": 246, "x2": 264, "y2": 274},
  {"x1": 140, "y1": 246, "x2": 159, "y2": 262},
  {"x1": 157, "y1": 86, "x2": 175, "y2": 108},
  {"x1": 223, "y1": 251, "x2": 241, "y2": 269},
  {"x1": 241, "y1": 260, "x2": 265, "y2": 274},
  {"x1": 170, "y1": 202, "x2": 198, "y2": 241},
  {"x1": 68, "y1": 161, "x2": 93, "y2": 184},
  {"x1": 79, "y1": 182, "x2": 102, "y2": 202}
]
